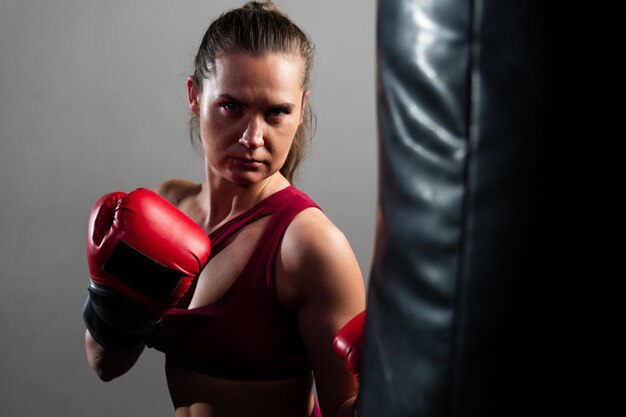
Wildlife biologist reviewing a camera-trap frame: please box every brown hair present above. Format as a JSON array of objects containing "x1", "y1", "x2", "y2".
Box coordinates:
[{"x1": 189, "y1": 1, "x2": 315, "y2": 183}]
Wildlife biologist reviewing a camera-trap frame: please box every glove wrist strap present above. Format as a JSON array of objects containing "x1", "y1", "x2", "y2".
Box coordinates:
[{"x1": 83, "y1": 283, "x2": 159, "y2": 353}]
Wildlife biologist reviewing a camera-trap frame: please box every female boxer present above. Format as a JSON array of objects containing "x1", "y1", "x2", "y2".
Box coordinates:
[{"x1": 84, "y1": 2, "x2": 366, "y2": 417}]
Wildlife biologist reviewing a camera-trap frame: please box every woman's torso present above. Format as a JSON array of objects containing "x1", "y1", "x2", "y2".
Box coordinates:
[
  {"x1": 153, "y1": 181, "x2": 320, "y2": 417},
  {"x1": 166, "y1": 363, "x2": 315, "y2": 417}
]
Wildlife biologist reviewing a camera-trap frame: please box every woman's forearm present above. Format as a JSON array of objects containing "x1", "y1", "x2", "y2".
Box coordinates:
[{"x1": 85, "y1": 330, "x2": 144, "y2": 382}]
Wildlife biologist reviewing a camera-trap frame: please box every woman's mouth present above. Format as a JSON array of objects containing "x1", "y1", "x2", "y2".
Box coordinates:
[{"x1": 229, "y1": 157, "x2": 263, "y2": 168}]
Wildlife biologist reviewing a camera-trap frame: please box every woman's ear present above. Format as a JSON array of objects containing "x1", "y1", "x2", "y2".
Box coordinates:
[
  {"x1": 187, "y1": 77, "x2": 201, "y2": 116},
  {"x1": 299, "y1": 90, "x2": 310, "y2": 124}
]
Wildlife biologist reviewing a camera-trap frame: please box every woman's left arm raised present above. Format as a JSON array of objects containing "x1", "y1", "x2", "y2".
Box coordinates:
[{"x1": 277, "y1": 208, "x2": 366, "y2": 417}]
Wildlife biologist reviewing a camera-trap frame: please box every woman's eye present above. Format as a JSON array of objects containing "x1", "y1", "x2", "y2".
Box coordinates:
[
  {"x1": 220, "y1": 102, "x2": 241, "y2": 114},
  {"x1": 267, "y1": 107, "x2": 290, "y2": 119}
]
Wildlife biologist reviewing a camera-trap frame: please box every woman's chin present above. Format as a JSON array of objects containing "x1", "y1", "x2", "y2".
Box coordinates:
[{"x1": 225, "y1": 169, "x2": 268, "y2": 186}]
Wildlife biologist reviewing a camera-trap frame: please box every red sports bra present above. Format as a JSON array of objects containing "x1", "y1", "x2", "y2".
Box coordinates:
[{"x1": 147, "y1": 186, "x2": 321, "y2": 380}]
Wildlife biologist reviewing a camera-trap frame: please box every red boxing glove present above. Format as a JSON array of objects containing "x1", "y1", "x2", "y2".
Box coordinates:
[
  {"x1": 333, "y1": 310, "x2": 366, "y2": 381},
  {"x1": 87, "y1": 188, "x2": 210, "y2": 317},
  {"x1": 84, "y1": 188, "x2": 211, "y2": 351}
]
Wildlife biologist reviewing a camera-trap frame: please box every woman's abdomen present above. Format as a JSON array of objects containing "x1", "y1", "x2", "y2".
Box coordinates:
[{"x1": 166, "y1": 361, "x2": 315, "y2": 417}]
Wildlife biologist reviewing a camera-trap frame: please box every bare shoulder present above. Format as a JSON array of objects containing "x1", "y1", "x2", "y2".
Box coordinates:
[
  {"x1": 284, "y1": 208, "x2": 349, "y2": 259},
  {"x1": 154, "y1": 178, "x2": 202, "y2": 206},
  {"x1": 279, "y1": 208, "x2": 365, "y2": 311}
]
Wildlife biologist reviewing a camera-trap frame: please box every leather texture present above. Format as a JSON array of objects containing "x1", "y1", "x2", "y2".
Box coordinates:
[
  {"x1": 333, "y1": 310, "x2": 366, "y2": 380},
  {"x1": 87, "y1": 188, "x2": 211, "y2": 318},
  {"x1": 359, "y1": 0, "x2": 555, "y2": 415}
]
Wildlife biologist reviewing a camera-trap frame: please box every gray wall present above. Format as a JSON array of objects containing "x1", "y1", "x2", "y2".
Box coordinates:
[{"x1": 0, "y1": 1, "x2": 376, "y2": 416}]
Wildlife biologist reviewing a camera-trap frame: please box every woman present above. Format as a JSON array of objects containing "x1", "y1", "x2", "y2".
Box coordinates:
[{"x1": 84, "y1": 2, "x2": 365, "y2": 417}]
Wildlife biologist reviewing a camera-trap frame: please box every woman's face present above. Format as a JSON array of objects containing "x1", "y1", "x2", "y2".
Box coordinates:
[{"x1": 188, "y1": 52, "x2": 308, "y2": 186}]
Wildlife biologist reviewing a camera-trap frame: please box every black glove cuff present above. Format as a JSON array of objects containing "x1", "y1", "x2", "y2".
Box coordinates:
[
  {"x1": 83, "y1": 283, "x2": 159, "y2": 353},
  {"x1": 83, "y1": 298, "x2": 146, "y2": 352}
]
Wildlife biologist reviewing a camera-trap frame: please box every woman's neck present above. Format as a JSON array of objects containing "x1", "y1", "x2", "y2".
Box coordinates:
[{"x1": 201, "y1": 172, "x2": 289, "y2": 232}]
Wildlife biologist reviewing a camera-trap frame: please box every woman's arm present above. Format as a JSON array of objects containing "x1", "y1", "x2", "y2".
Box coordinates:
[
  {"x1": 278, "y1": 209, "x2": 366, "y2": 417},
  {"x1": 85, "y1": 330, "x2": 144, "y2": 382},
  {"x1": 84, "y1": 181, "x2": 206, "y2": 382}
]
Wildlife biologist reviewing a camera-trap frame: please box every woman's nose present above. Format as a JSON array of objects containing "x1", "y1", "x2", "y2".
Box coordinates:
[{"x1": 239, "y1": 115, "x2": 264, "y2": 149}]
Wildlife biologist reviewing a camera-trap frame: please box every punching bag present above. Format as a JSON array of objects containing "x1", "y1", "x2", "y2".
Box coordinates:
[{"x1": 359, "y1": 0, "x2": 557, "y2": 416}]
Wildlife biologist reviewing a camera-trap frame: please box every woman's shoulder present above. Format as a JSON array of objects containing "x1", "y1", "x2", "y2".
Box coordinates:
[
  {"x1": 287, "y1": 206, "x2": 338, "y2": 240},
  {"x1": 282, "y1": 206, "x2": 354, "y2": 274},
  {"x1": 154, "y1": 178, "x2": 203, "y2": 206},
  {"x1": 278, "y1": 203, "x2": 364, "y2": 311}
]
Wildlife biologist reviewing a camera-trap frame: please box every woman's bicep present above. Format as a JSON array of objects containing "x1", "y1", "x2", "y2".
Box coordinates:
[{"x1": 284, "y1": 218, "x2": 365, "y2": 416}]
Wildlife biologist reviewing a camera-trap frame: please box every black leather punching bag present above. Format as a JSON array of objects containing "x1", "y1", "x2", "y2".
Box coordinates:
[{"x1": 359, "y1": 0, "x2": 557, "y2": 416}]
